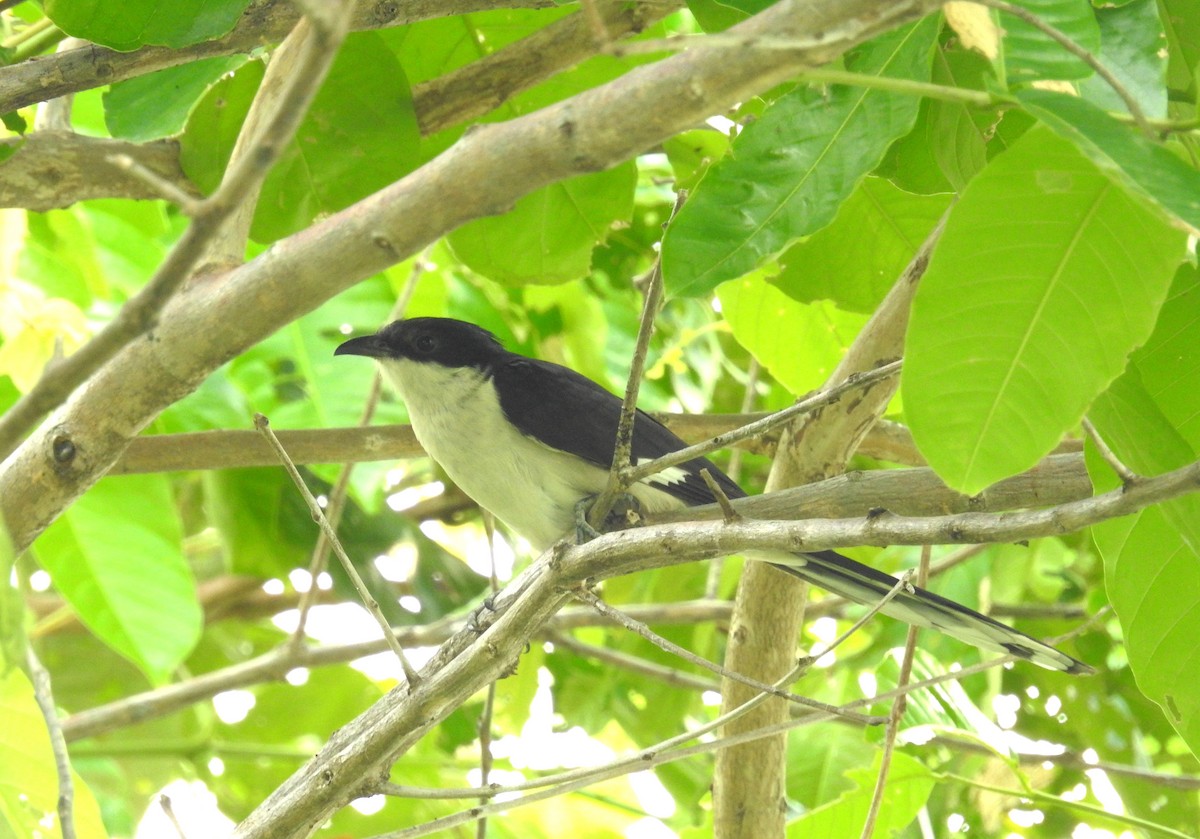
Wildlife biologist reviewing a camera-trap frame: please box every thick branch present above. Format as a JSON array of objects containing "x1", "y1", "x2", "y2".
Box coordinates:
[
  {"x1": 0, "y1": 133, "x2": 197, "y2": 210},
  {"x1": 563, "y1": 456, "x2": 1200, "y2": 583},
  {"x1": 228, "y1": 451, "x2": 1193, "y2": 837},
  {"x1": 415, "y1": 0, "x2": 683, "y2": 135},
  {"x1": 0, "y1": 0, "x2": 944, "y2": 555},
  {"x1": 0, "y1": 1, "x2": 680, "y2": 211},
  {"x1": 0, "y1": 0, "x2": 556, "y2": 114}
]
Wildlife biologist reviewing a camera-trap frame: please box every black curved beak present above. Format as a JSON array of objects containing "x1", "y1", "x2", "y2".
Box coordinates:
[{"x1": 334, "y1": 334, "x2": 387, "y2": 358}]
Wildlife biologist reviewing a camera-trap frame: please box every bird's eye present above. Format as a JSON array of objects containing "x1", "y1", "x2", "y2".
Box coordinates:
[{"x1": 415, "y1": 335, "x2": 436, "y2": 353}]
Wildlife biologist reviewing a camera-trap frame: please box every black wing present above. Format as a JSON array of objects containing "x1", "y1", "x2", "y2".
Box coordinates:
[{"x1": 492, "y1": 354, "x2": 745, "y2": 506}]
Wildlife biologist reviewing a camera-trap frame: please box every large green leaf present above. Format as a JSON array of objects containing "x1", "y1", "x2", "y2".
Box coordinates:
[
  {"x1": 180, "y1": 33, "x2": 421, "y2": 244},
  {"x1": 903, "y1": 125, "x2": 1185, "y2": 494},
  {"x1": 45, "y1": 0, "x2": 251, "y2": 50},
  {"x1": 786, "y1": 750, "x2": 935, "y2": 837},
  {"x1": 786, "y1": 722, "x2": 875, "y2": 809},
  {"x1": 252, "y1": 32, "x2": 420, "y2": 242},
  {"x1": 33, "y1": 475, "x2": 200, "y2": 681},
  {"x1": 771, "y1": 176, "x2": 952, "y2": 314},
  {"x1": 0, "y1": 670, "x2": 108, "y2": 839},
  {"x1": 717, "y1": 273, "x2": 868, "y2": 396},
  {"x1": 1079, "y1": 0, "x2": 1168, "y2": 120},
  {"x1": 178, "y1": 60, "x2": 265, "y2": 195},
  {"x1": 1090, "y1": 264, "x2": 1200, "y2": 755},
  {"x1": 1018, "y1": 88, "x2": 1200, "y2": 233},
  {"x1": 661, "y1": 17, "x2": 938, "y2": 297},
  {"x1": 1159, "y1": 0, "x2": 1200, "y2": 96},
  {"x1": 998, "y1": 0, "x2": 1102, "y2": 83},
  {"x1": 104, "y1": 56, "x2": 248, "y2": 141},
  {"x1": 447, "y1": 162, "x2": 636, "y2": 285}
]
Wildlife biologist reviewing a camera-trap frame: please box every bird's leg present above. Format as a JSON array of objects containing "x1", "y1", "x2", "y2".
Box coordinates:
[{"x1": 573, "y1": 493, "x2": 645, "y2": 544}]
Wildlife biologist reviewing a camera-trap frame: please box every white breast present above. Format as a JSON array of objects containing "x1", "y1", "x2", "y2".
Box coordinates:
[{"x1": 379, "y1": 357, "x2": 681, "y2": 549}]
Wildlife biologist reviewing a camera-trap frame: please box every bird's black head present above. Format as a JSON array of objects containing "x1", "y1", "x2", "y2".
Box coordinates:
[{"x1": 334, "y1": 317, "x2": 506, "y2": 369}]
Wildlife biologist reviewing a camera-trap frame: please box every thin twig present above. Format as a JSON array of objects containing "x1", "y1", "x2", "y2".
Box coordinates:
[
  {"x1": 105, "y1": 153, "x2": 202, "y2": 213},
  {"x1": 26, "y1": 646, "x2": 76, "y2": 839},
  {"x1": 475, "y1": 509, "x2": 503, "y2": 839},
  {"x1": 588, "y1": 192, "x2": 684, "y2": 530},
  {"x1": 1081, "y1": 417, "x2": 1139, "y2": 486},
  {"x1": 254, "y1": 413, "x2": 419, "y2": 686},
  {"x1": 376, "y1": 653, "x2": 879, "y2": 838},
  {"x1": 623, "y1": 360, "x2": 902, "y2": 487},
  {"x1": 289, "y1": 257, "x2": 426, "y2": 644},
  {"x1": 573, "y1": 588, "x2": 876, "y2": 724},
  {"x1": 860, "y1": 546, "x2": 927, "y2": 839},
  {"x1": 61, "y1": 600, "x2": 736, "y2": 742},
  {"x1": 377, "y1": 712, "x2": 831, "y2": 837},
  {"x1": 806, "y1": 570, "x2": 914, "y2": 667},
  {"x1": 548, "y1": 632, "x2": 720, "y2": 692},
  {"x1": 159, "y1": 795, "x2": 190, "y2": 839},
  {"x1": 977, "y1": 0, "x2": 1154, "y2": 138},
  {"x1": 939, "y1": 772, "x2": 1193, "y2": 839},
  {"x1": 700, "y1": 468, "x2": 740, "y2": 522}
]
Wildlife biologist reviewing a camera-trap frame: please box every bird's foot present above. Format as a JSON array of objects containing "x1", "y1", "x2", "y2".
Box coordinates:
[{"x1": 573, "y1": 493, "x2": 644, "y2": 544}]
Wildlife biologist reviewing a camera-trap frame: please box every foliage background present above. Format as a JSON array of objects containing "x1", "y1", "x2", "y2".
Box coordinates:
[{"x1": 0, "y1": 0, "x2": 1199, "y2": 837}]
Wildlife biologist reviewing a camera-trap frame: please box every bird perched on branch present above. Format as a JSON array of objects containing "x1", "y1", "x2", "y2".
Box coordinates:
[{"x1": 336, "y1": 317, "x2": 1091, "y2": 674}]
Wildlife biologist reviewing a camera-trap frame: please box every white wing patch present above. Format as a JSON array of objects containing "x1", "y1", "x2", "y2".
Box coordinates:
[{"x1": 636, "y1": 458, "x2": 691, "y2": 488}]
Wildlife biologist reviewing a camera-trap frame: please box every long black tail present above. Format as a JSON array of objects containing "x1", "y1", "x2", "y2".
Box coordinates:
[{"x1": 765, "y1": 550, "x2": 1092, "y2": 674}]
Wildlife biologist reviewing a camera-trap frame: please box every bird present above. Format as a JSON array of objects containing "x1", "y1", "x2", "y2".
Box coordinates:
[{"x1": 335, "y1": 317, "x2": 1091, "y2": 674}]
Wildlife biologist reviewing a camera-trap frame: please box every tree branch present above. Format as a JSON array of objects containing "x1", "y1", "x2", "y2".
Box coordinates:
[
  {"x1": 61, "y1": 600, "x2": 735, "y2": 742},
  {"x1": 0, "y1": 1, "x2": 681, "y2": 211},
  {"x1": 0, "y1": 4, "x2": 353, "y2": 463},
  {"x1": 0, "y1": 0, "x2": 556, "y2": 114},
  {"x1": 0, "y1": 0, "x2": 944, "y2": 555},
  {"x1": 0, "y1": 133, "x2": 197, "y2": 211}
]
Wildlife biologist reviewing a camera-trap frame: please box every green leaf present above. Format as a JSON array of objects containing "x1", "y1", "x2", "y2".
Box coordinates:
[
  {"x1": 20, "y1": 209, "x2": 107, "y2": 308},
  {"x1": 786, "y1": 722, "x2": 875, "y2": 809},
  {"x1": 104, "y1": 55, "x2": 247, "y2": 141},
  {"x1": 252, "y1": 32, "x2": 421, "y2": 242},
  {"x1": 179, "y1": 60, "x2": 265, "y2": 195},
  {"x1": 903, "y1": 125, "x2": 1185, "y2": 494},
  {"x1": 1159, "y1": 0, "x2": 1200, "y2": 96},
  {"x1": 772, "y1": 177, "x2": 952, "y2": 313},
  {"x1": 0, "y1": 670, "x2": 109, "y2": 839},
  {"x1": 33, "y1": 475, "x2": 200, "y2": 681},
  {"x1": 1079, "y1": 0, "x2": 1168, "y2": 120},
  {"x1": 180, "y1": 34, "x2": 421, "y2": 244},
  {"x1": 1018, "y1": 88, "x2": 1200, "y2": 233},
  {"x1": 998, "y1": 0, "x2": 1102, "y2": 83},
  {"x1": 927, "y1": 46, "x2": 995, "y2": 190},
  {"x1": 717, "y1": 273, "x2": 868, "y2": 396},
  {"x1": 1089, "y1": 377, "x2": 1200, "y2": 753},
  {"x1": 662, "y1": 17, "x2": 938, "y2": 297},
  {"x1": 662, "y1": 129, "x2": 730, "y2": 192},
  {"x1": 786, "y1": 750, "x2": 935, "y2": 837},
  {"x1": 1088, "y1": 265, "x2": 1200, "y2": 757},
  {"x1": 44, "y1": 0, "x2": 251, "y2": 50},
  {"x1": 447, "y1": 162, "x2": 636, "y2": 285}
]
